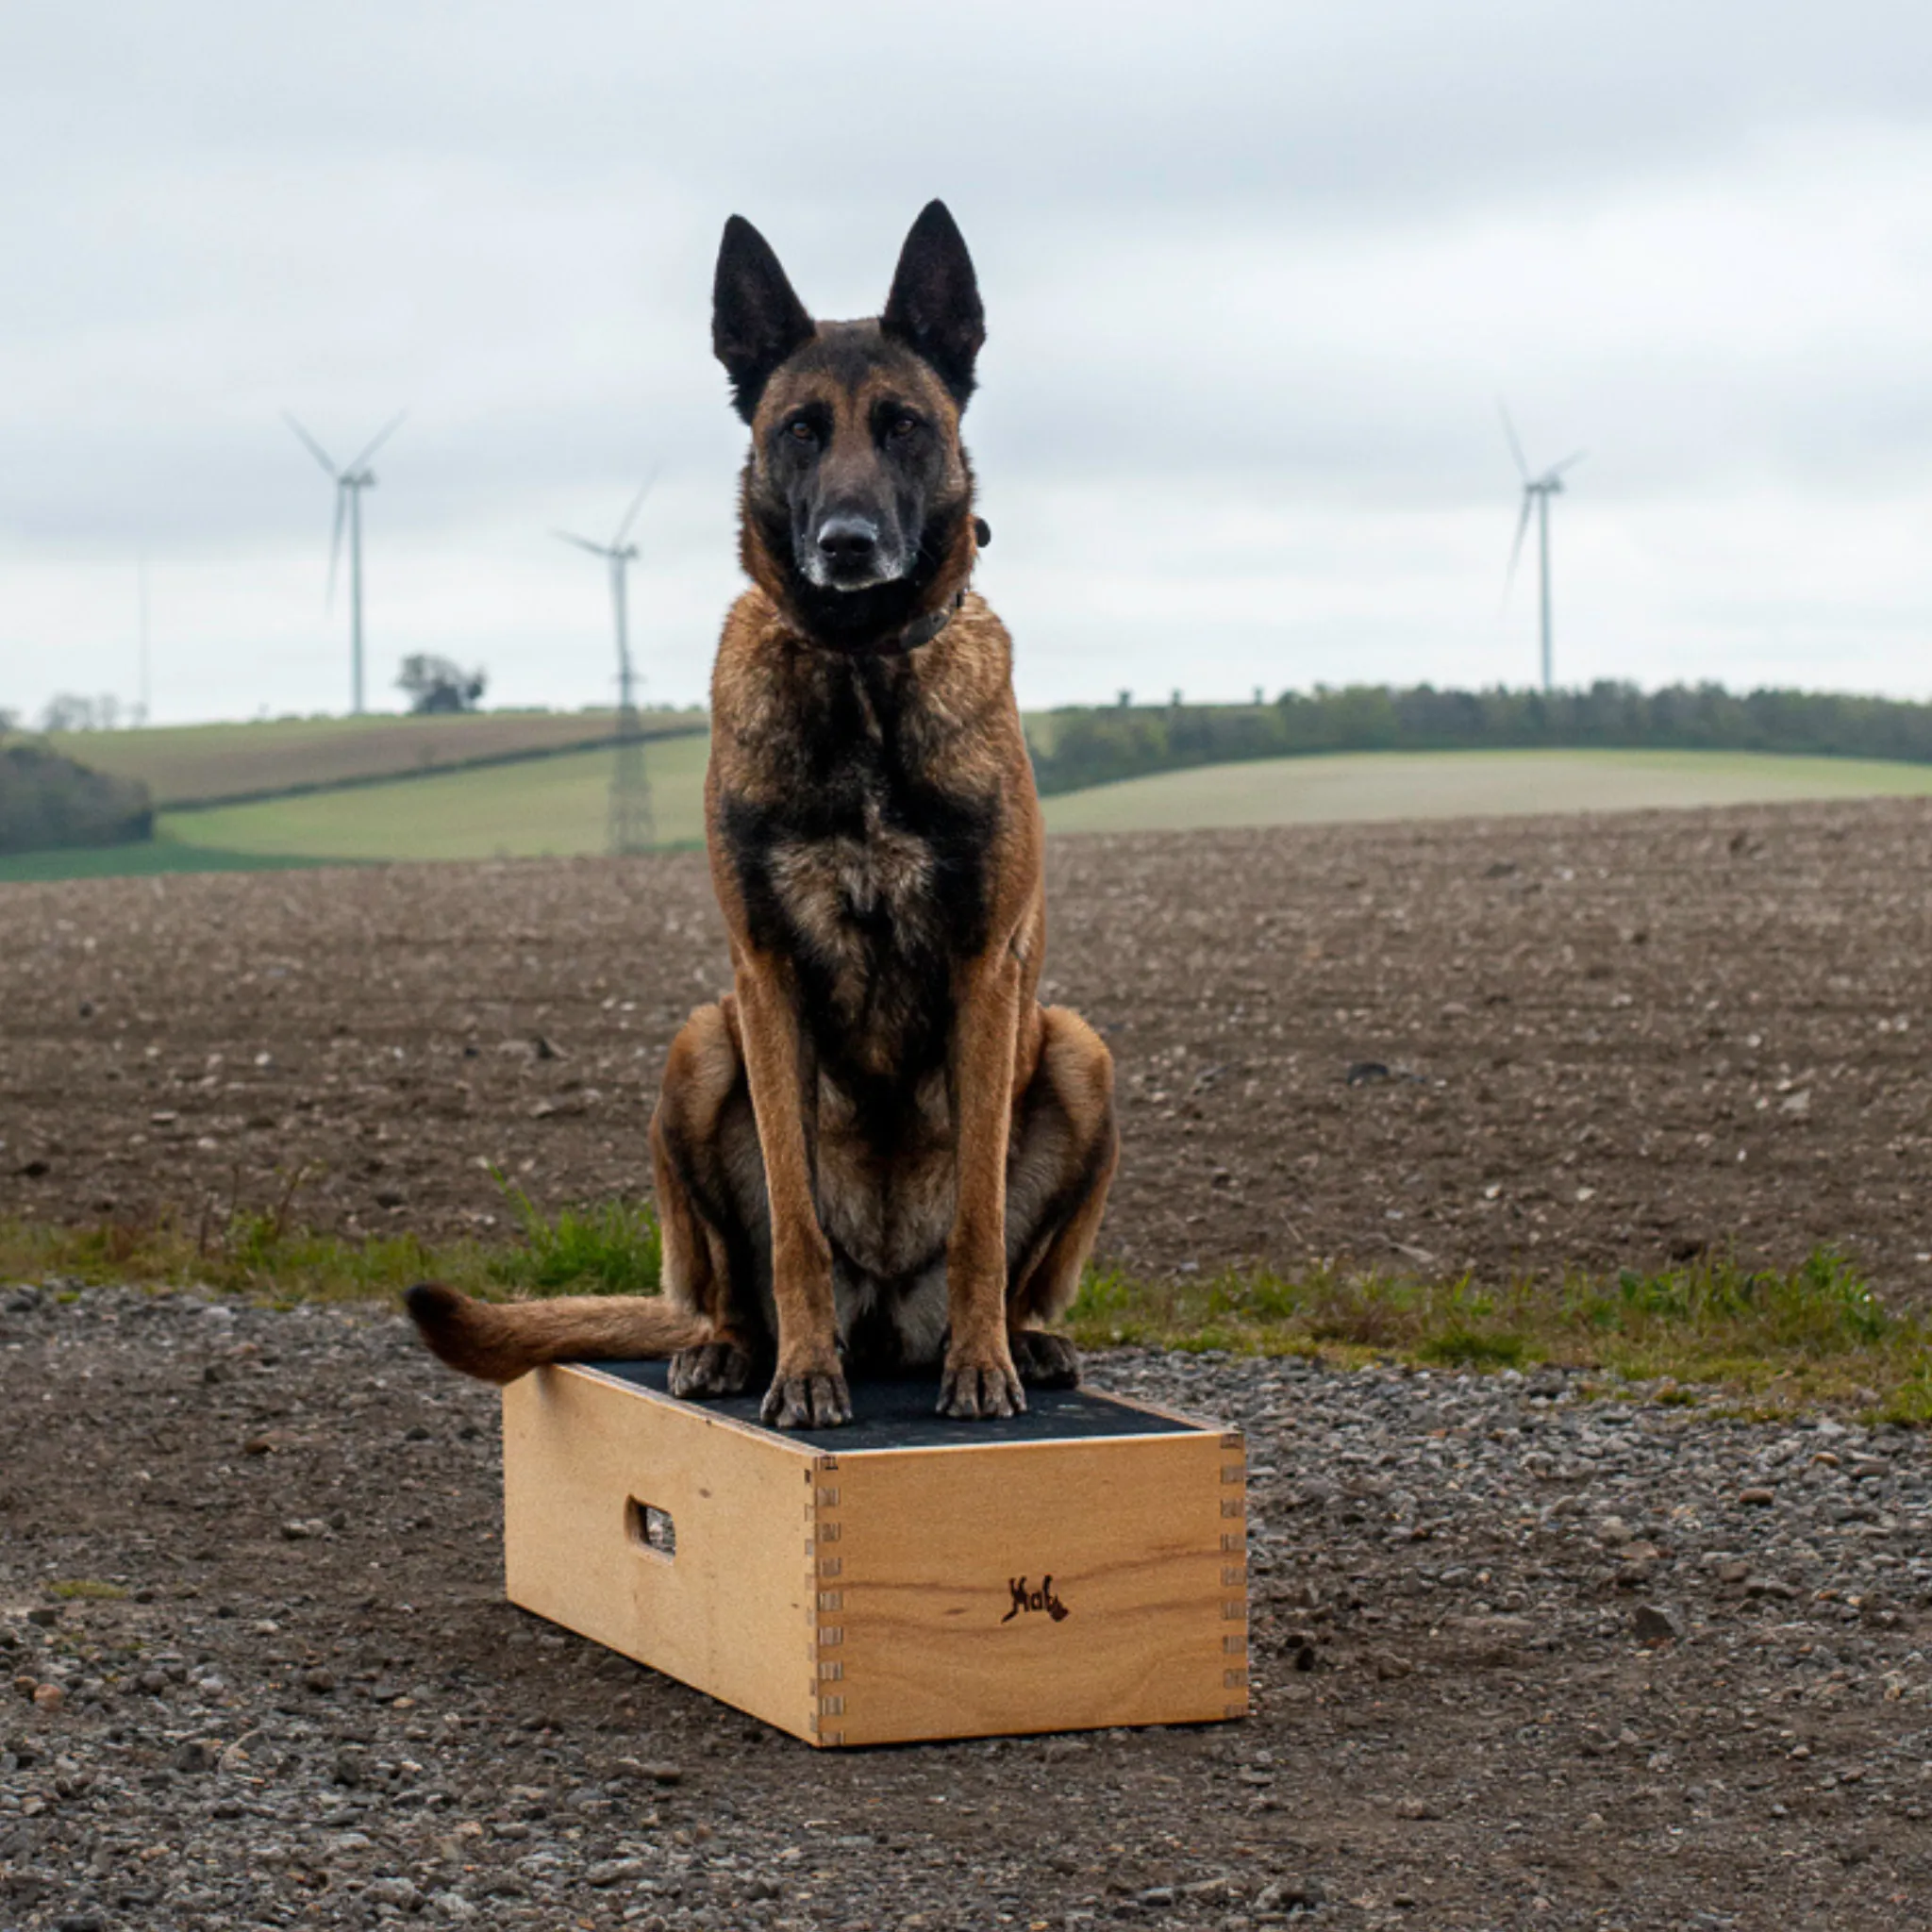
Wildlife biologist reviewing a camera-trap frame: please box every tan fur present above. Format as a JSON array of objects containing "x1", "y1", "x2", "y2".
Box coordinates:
[
  {"x1": 404, "y1": 1283, "x2": 708, "y2": 1386},
  {"x1": 702, "y1": 587, "x2": 1072, "y2": 1420}
]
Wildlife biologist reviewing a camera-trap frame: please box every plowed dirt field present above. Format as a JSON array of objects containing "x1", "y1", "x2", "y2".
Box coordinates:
[{"x1": 6, "y1": 796, "x2": 1932, "y2": 1301}]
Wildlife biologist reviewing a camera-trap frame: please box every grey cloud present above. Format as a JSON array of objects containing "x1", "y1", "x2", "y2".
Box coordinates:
[{"x1": 5, "y1": 0, "x2": 1932, "y2": 717}]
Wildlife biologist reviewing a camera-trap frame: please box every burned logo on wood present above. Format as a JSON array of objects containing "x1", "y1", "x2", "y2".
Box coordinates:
[{"x1": 1002, "y1": 1574, "x2": 1069, "y2": 1624}]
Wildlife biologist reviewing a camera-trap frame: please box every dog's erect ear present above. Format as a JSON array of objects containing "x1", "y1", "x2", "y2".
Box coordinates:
[
  {"x1": 713, "y1": 215, "x2": 815, "y2": 424},
  {"x1": 882, "y1": 200, "x2": 986, "y2": 408}
]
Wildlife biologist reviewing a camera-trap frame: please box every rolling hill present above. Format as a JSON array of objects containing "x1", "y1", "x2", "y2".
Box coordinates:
[
  {"x1": 1036, "y1": 748, "x2": 1932, "y2": 835},
  {"x1": 47, "y1": 708, "x2": 702, "y2": 807},
  {"x1": 11, "y1": 741, "x2": 1932, "y2": 882}
]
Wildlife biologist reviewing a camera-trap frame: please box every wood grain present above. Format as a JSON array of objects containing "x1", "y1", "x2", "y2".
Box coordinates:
[
  {"x1": 503, "y1": 1365, "x2": 816, "y2": 1740},
  {"x1": 816, "y1": 1432, "x2": 1243, "y2": 1746}
]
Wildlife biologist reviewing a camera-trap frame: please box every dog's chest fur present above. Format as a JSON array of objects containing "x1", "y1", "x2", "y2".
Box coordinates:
[{"x1": 721, "y1": 649, "x2": 997, "y2": 1108}]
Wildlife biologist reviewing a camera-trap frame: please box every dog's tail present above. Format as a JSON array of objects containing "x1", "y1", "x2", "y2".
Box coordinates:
[{"x1": 404, "y1": 1283, "x2": 709, "y2": 1385}]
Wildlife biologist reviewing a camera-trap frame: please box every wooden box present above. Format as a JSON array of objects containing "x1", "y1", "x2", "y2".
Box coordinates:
[{"x1": 501, "y1": 1360, "x2": 1248, "y2": 1747}]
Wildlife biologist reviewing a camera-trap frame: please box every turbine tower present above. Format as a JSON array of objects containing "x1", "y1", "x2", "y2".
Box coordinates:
[
  {"x1": 285, "y1": 411, "x2": 407, "y2": 715},
  {"x1": 1500, "y1": 405, "x2": 1585, "y2": 694},
  {"x1": 556, "y1": 476, "x2": 657, "y2": 857}
]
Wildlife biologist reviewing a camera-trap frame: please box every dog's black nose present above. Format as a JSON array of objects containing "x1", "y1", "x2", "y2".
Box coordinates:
[{"x1": 817, "y1": 515, "x2": 879, "y2": 563}]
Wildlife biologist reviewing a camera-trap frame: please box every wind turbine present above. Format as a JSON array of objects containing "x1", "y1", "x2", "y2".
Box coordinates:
[
  {"x1": 284, "y1": 411, "x2": 408, "y2": 715},
  {"x1": 556, "y1": 477, "x2": 658, "y2": 854},
  {"x1": 554, "y1": 475, "x2": 656, "y2": 717},
  {"x1": 1500, "y1": 404, "x2": 1585, "y2": 694}
]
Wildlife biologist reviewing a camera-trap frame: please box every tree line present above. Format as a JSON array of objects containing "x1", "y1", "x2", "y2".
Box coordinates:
[{"x1": 1026, "y1": 682, "x2": 1932, "y2": 796}]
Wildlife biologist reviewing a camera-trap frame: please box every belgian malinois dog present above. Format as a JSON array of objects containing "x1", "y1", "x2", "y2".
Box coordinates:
[{"x1": 407, "y1": 201, "x2": 1117, "y2": 1427}]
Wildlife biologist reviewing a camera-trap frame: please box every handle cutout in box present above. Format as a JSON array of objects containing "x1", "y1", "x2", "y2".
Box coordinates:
[{"x1": 625, "y1": 1497, "x2": 676, "y2": 1559}]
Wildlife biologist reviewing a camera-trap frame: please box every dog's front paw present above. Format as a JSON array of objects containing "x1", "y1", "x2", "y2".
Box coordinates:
[
  {"x1": 938, "y1": 1345, "x2": 1025, "y2": 1420},
  {"x1": 670, "y1": 1341, "x2": 755, "y2": 1400},
  {"x1": 1009, "y1": 1328, "x2": 1080, "y2": 1389},
  {"x1": 760, "y1": 1361, "x2": 853, "y2": 1430}
]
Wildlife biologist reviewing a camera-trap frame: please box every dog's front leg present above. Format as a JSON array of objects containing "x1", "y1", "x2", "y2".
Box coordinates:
[
  {"x1": 734, "y1": 955, "x2": 851, "y2": 1428},
  {"x1": 939, "y1": 949, "x2": 1026, "y2": 1419}
]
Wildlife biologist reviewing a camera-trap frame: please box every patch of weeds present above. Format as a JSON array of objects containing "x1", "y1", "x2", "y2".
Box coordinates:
[
  {"x1": 50, "y1": 1579, "x2": 127, "y2": 1602},
  {"x1": 1067, "y1": 1244, "x2": 1932, "y2": 1424},
  {"x1": 0, "y1": 1181, "x2": 662, "y2": 1307},
  {"x1": 487, "y1": 1174, "x2": 662, "y2": 1297},
  {"x1": 1868, "y1": 1356, "x2": 1932, "y2": 1427},
  {"x1": 1416, "y1": 1326, "x2": 1528, "y2": 1370},
  {"x1": 222, "y1": 1214, "x2": 461, "y2": 1300}
]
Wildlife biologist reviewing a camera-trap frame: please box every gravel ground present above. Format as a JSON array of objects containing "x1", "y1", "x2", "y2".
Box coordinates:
[{"x1": 5, "y1": 1286, "x2": 1932, "y2": 1931}]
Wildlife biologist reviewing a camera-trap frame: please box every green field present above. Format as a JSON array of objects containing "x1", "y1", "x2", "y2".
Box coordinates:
[
  {"x1": 1038, "y1": 748, "x2": 1932, "y2": 835},
  {"x1": 153, "y1": 735, "x2": 710, "y2": 863},
  {"x1": 12, "y1": 744, "x2": 1932, "y2": 883},
  {"x1": 47, "y1": 708, "x2": 701, "y2": 807},
  {"x1": 0, "y1": 838, "x2": 348, "y2": 884}
]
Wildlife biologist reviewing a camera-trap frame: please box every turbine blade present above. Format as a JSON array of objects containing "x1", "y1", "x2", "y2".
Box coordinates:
[
  {"x1": 553, "y1": 530, "x2": 610, "y2": 558},
  {"x1": 284, "y1": 412, "x2": 340, "y2": 478},
  {"x1": 1497, "y1": 400, "x2": 1530, "y2": 482},
  {"x1": 347, "y1": 409, "x2": 408, "y2": 474},
  {"x1": 327, "y1": 483, "x2": 348, "y2": 609},
  {"x1": 612, "y1": 466, "x2": 661, "y2": 548},
  {"x1": 1503, "y1": 490, "x2": 1534, "y2": 608},
  {"x1": 1548, "y1": 449, "x2": 1588, "y2": 478}
]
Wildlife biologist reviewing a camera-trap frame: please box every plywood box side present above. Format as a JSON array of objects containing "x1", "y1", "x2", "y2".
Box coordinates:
[
  {"x1": 502, "y1": 1367, "x2": 819, "y2": 1740},
  {"x1": 814, "y1": 1431, "x2": 1244, "y2": 1746}
]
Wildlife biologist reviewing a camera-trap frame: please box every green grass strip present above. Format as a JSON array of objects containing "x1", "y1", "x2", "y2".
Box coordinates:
[
  {"x1": 1066, "y1": 1249, "x2": 1932, "y2": 1426},
  {"x1": 3, "y1": 1203, "x2": 1927, "y2": 1428}
]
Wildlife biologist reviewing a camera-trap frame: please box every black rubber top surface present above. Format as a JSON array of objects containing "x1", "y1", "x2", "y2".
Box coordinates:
[{"x1": 577, "y1": 1357, "x2": 1209, "y2": 1451}]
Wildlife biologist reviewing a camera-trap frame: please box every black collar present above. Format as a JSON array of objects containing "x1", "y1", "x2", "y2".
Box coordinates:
[
  {"x1": 888, "y1": 590, "x2": 965, "y2": 655},
  {"x1": 789, "y1": 588, "x2": 967, "y2": 659}
]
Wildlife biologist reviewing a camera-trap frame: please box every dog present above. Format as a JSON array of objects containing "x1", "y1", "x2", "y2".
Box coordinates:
[{"x1": 407, "y1": 201, "x2": 1118, "y2": 1428}]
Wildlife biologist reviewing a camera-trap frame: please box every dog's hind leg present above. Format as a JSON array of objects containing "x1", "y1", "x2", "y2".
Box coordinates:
[
  {"x1": 653, "y1": 997, "x2": 774, "y2": 1400},
  {"x1": 1002, "y1": 1005, "x2": 1119, "y2": 1389}
]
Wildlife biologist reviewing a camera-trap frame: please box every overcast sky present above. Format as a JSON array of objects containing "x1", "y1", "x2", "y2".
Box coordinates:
[{"x1": 4, "y1": 1, "x2": 1931, "y2": 724}]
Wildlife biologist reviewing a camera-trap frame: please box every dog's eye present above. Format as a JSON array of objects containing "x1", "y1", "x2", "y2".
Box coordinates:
[
  {"x1": 890, "y1": 415, "x2": 919, "y2": 440},
  {"x1": 788, "y1": 419, "x2": 817, "y2": 445}
]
